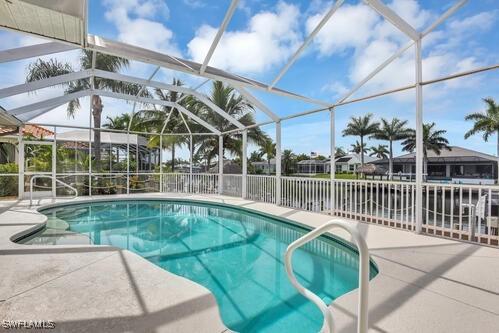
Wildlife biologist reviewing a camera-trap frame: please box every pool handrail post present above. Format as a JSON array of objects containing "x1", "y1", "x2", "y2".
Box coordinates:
[
  {"x1": 284, "y1": 219, "x2": 370, "y2": 333},
  {"x1": 29, "y1": 175, "x2": 78, "y2": 206}
]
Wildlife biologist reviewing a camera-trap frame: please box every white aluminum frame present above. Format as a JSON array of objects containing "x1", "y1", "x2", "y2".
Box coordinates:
[{"x1": 1, "y1": 0, "x2": 496, "y2": 233}]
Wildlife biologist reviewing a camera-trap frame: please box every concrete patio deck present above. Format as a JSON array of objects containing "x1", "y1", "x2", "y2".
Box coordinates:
[{"x1": 0, "y1": 193, "x2": 498, "y2": 333}]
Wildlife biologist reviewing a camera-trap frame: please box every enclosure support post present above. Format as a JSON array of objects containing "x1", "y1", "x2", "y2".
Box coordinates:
[
  {"x1": 242, "y1": 130, "x2": 247, "y2": 199},
  {"x1": 17, "y1": 126, "x2": 24, "y2": 199},
  {"x1": 159, "y1": 134, "x2": 163, "y2": 193},
  {"x1": 330, "y1": 108, "x2": 336, "y2": 215},
  {"x1": 218, "y1": 135, "x2": 223, "y2": 194},
  {"x1": 126, "y1": 130, "x2": 130, "y2": 195},
  {"x1": 52, "y1": 127, "x2": 57, "y2": 199},
  {"x1": 276, "y1": 121, "x2": 282, "y2": 205},
  {"x1": 88, "y1": 102, "x2": 93, "y2": 196},
  {"x1": 415, "y1": 37, "x2": 423, "y2": 233},
  {"x1": 189, "y1": 135, "x2": 193, "y2": 193},
  {"x1": 89, "y1": 52, "x2": 95, "y2": 197}
]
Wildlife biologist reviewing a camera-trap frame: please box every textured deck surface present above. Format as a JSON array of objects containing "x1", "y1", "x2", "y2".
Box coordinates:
[{"x1": 0, "y1": 193, "x2": 497, "y2": 333}]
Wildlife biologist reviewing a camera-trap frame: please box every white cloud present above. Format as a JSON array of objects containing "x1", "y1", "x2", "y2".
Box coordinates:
[
  {"x1": 306, "y1": 2, "x2": 379, "y2": 56},
  {"x1": 182, "y1": 0, "x2": 205, "y2": 9},
  {"x1": 311, "y1": 0, "x2": 495, "y2": 101},
  {"x1": 103, "y1": 0, "x2": 179, "y2": 56},
  {"x1": 321, "y1": 81, "x2": 349, "y2": 98},
  {"x1": 187, "y1": 1, "x2": 302, "y2": 74}
]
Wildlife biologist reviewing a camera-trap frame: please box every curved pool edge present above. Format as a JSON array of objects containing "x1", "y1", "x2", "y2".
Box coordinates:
[
  {"x1": 1, "y1": 197, "x2": 228, "y2": 333},
  {"x1": 5, "y1": 195, "x2": 379, "y2": 333},
  {"x1": 30, "y1": 196, "x2": 379, "y2": 276}
]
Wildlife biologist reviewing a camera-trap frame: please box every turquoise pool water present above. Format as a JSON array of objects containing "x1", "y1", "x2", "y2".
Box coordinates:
[{"x1": 22, "y1": 200, "x2": 377, "y2": 333}]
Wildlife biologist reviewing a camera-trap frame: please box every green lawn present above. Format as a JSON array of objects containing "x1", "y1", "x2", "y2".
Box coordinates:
[{"x1": 312, "y1": 173, "x2": 357, "y2": 179}]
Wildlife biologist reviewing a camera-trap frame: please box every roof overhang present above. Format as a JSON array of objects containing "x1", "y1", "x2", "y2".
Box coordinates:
[
  {"x1": 0, "y1": 105, "x2": 22, "y2": 127},
  {"x1": 0, "y1": 0, "x2": 87, "y2": 47}
]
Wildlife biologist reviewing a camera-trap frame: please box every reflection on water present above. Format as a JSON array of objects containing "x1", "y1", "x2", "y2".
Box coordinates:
[{"x1": 24, "y1": 200, "x2": 377, "y2": 333}]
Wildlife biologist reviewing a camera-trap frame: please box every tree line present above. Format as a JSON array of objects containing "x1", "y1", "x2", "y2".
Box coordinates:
[{"x1": 25, "y1": 51, "x2": 498, "y2": 180}]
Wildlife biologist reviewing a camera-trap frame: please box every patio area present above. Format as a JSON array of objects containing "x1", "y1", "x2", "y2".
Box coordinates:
[
  {"x1": 1, "y1": 0, "x2": 499, "y2": 332},
  {"x1": 0, "y1": 194, "x2": 497, "y2": 332}
]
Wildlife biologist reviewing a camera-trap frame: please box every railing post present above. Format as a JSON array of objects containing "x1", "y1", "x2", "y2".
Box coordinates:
[
  {"x1": 218, "y1": 135, "x2": 223, "y2": 195},
  {"x1": 242, "y1": 130, "x2": 247, "y2": 198},
  {"x1": 276, "y1": 121, "x2": 282, "y2": 205},
  {"x1": 330, "y1": 108, "x2": 336, "y2": 215},
  {"x1": 415, "y1": 36, "x2": 423, "y2": 233}
]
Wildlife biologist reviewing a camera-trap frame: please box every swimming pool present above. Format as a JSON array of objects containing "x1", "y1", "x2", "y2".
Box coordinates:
[{"x1": 21, "y1": 199, "x2": 378, "y2": 333}]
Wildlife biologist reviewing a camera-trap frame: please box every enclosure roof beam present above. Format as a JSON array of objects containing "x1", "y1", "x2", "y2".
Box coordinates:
[
  {"x1": 177, "y1": 108, "x2": 192, "y2": 134},
  {"x1": 176, "y1": 79, "x2": 210, "y2": 104},
  {"x1": 86, "y1": 34, "x2": 333, "y2": 107},
  {"x1": 0, "y1": 70, "x2": 92, "y2": 98},
  {"x1": 128, "y1": 66, "x2": 161, "y2": 131},
  {"x1": 200, "y1": 0, "x2": 239, "y2": 74},
  {"x1": 8, "y1": 90, "x2": 90, "y2": 115},
  {"x1": 336, "y1": 0, "x2": 467, "y2": 104},
  {"x1": 0, "y1": 42, "x2": 77, "y2": 63},
  {"x1": 364, "y1": 0, "x2": 419, "y2": 41},
  {"x1": 94, "y1": 89, "x2": 220, "y2": 135},
  {"x1": 93, "y1": 69, "x2": 245, "y2": 129},
  {"x1": 269, "y1": 0, "x2": 344, "y2": 89},
  {"x1": 174, "y1": 103, "x2": 220, "y2": 135},
  {"x1": 233, "y1": 85, "x2": 279, "y2": 122},
  {"x1": 160, "y1": 108, "x2": 175, "y2": 135},
  {"x1": 22, "y1": 105, "x2": 67, "y2": 122}
]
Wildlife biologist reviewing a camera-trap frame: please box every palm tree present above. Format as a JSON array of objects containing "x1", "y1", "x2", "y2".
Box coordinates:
[
  {"x1": 140, "y1": 80, "x2": 191, "y2": 172},
  {"x1": 343, "y1": 113, "x2": 379, "y2": 166},
  {"x1": 464, "y1": 98, "x2": 499, "y2": 182},
  {"x1": 26, "y1": 51, "x2": 147, "y2": 170},
  {"x1": 259, "y1": 139, "x2": 276, "y2": 175},
  {"x1": 369, "y1": 144, "x2": 389, "y2": 159},
  {"x1": 282, "y1": 149, "x2": 296, "y2": 175},
  {"x1": 104, "y1": 113, "x2": 146, "y2": 131},
  {"x1": 350, "y1": 140, "x2": 369, "y2": 154},
  {"x1": 401, "y1": 122, "x2": 451, "y2": 179},
  {"x1": 249, "y1": 151, "x2": 264, "y2": 162},
  {"x1": 371, "y1": 118, "x2": 410, "y2": 179},
  {"x1": 194, "y1": 81, "x2": 268, "y2": 166},
  {"x1": 335, "y1": 147, "x2": 347, "y2": 158}
]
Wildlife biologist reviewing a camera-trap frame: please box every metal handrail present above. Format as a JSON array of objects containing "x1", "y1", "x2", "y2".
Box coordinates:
[
  {"x1": 30, "y1": 175, "x2": 78, "y2": 206},
  {"x1": 284, "y1": 219, "x2": 370, "y2": 333}
]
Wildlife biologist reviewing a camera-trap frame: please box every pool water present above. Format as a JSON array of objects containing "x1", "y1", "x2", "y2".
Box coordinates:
[{"x1": 22, "y1": 200, "x2": 377, "y2": 333}]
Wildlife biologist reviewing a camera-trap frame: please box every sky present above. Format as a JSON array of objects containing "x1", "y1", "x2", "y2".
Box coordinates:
[{"x1": 0, "y1": 0, "x2": 498, "y2": 159}]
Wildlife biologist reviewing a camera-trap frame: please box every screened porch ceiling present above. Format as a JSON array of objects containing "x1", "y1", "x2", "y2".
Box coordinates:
[{"x1": 0, "y1": 0, "x2": 496, "y2": 136}]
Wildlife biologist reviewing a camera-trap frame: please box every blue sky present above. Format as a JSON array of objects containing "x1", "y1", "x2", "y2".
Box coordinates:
[{"x1": 0, "y1": 0, "x2": 498, "y2": 159}]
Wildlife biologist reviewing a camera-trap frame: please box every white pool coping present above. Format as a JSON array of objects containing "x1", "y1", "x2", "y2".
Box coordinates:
[{"x1": 0, "y1": 193, "x2": 498, "y2": 333}]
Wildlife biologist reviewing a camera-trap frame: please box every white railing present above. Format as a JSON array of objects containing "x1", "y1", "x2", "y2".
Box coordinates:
[
  {"x1": 333, "y1": 179, "x2": 416, "y2": 231},
  {"x1": 222, "y1": 174, "x2": 242, "y2": 197},
  {"x1": 247, "y1": 175, "x2": 277, "y2": 203},
  {"x1": 422, "y1": 183, "x2": 498, "y2": 246},
  {"x1": 281, "y1": 177, "x2": 331, "y2": 212},
  {"x1": 20, "y1": 170, "x2": 499, "y2": 247},
  {"x1": 30, "y1": 174, "x2": 78, "y2": 206},
  {"x1": 285, "y1": 219, "x2": 370, "y2": 333},
  {"x1": 190, "y1": 173, "x2": 219, "y2": 194}
]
